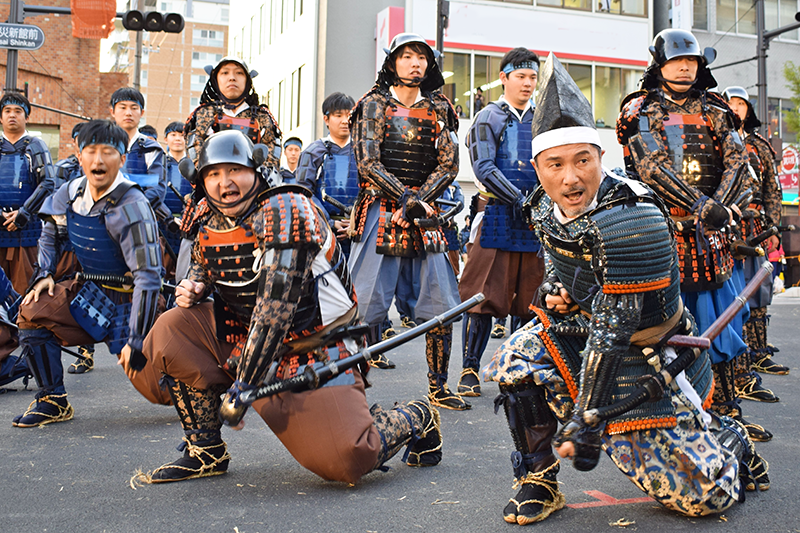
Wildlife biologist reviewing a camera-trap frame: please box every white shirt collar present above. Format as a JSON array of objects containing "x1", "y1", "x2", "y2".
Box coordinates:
[
  {"x1": 499, "y1": 95, "x2": 532, "y2": 121},
  {"x1": 128, "y1": 131, "x2": 143, "y2": 150},
  {"x1": 552, "y1": 194, "x2": 599, "y2": 224},
  {"x1": 3, "y1": 130, "x2": 29, "y2": 143},
  {"x1": 323, "y1": 134, "x2": 351, "y2": 149},
  {"x1": 390, "y1": 86, "x2": 424, "y2": 106},
  {"x1": 71, "y1": 171, "x2": 130, "y2": 216},
  {"x1": 223, "y1": 101, "x2": 250, "y2": 117}
]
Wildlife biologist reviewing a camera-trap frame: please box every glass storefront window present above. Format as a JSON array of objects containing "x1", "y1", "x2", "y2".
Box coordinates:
[
  {"x1": 538, "y1": 0, "x2": 592, "y2": 10},
  {"x1": 694, "y1": 0, "x2": 708, "y2": 30},
  {"x1": 442, "y1": 52, "x2": 471, "y2": 118},
  {"x1": 782, "y1": 98, "x2": 799, "y2": 144},
  {"x1": 473, "y1": 54, "x2": 505, "y2": 114},
  {"x1": 595, "y1": 66, "x2": 640, "y2": 128},
  {"x1": 768, "y1": 97, "x2": 781, "y2": 138},
  {"x1": 565, "y1": 63, "x2": 592, "y2": 105}
]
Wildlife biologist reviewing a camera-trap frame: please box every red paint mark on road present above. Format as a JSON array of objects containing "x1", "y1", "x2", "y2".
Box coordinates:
[{"x1": 567, "y1": 490, "x2": 653, "y2": 509}]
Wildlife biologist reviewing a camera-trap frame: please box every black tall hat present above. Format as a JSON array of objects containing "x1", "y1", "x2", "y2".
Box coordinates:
[{"x1": 530, "y1": 53, "x2": 601, "y2": 159}]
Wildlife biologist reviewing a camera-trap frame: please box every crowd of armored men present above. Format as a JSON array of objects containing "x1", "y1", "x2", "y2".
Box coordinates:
[{"x1": 0, "y1": 26, "x2": 785, "y2": 525}]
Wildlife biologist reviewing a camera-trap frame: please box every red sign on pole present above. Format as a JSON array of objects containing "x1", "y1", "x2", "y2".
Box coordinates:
[{"x1": 779, "y1": 146, "x2": 799, "y2": 205}]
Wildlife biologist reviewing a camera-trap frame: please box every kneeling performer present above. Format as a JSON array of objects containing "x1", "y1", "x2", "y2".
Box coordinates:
[
  {"x1": 484, "y1": 54, "x2": 768, "y2": 525},
  {"x1": 139, "y1": 130, "x2": 442, "y2": 484}
]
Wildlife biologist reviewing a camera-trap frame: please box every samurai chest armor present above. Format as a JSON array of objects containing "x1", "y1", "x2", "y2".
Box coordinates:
[
  {"x1": 321, "y1": 150, "x2": 359, "y2": 217},
  {"x1": 0, "y1": 148, "x2": 41, "y2": 247},
  {"x1": 380, "y1": 105, "x2": 438, "y2": 188},
  {"x1": 661, "y1": 112, "x2": 724, "y2": 198}
]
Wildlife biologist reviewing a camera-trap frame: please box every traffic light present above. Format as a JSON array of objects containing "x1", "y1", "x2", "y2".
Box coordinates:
[{"x1": 121, "y1": 10, "x2": 184, "y2": 33}]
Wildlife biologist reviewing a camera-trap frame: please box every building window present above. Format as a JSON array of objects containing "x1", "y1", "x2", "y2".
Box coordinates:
[
  {"x1": 193, "y1": 29, "x2": 224, "y2": 47},
  {"x1": 445, "y1": 48, "x2": 643, "y2": 129},
  {"x1": 594, "y1": 66, "x2": 640, "y2": 128},
  {"x1": 717, "y1": 0, "x2": 757, "y2": 35},
  {"x1": 479, "y1": 0, "x2": 645, "y2": 16},
  {"x1": 191, "y1": 52, "x2": 222, "y2": 69},
  {"x1": 191, "y1": 74, "x2": 206, "y2": 92},
  {"x1": 190, "y1": 97, "x2": 199, "y2": 108},
  {"x1": 294, "y1": 66, "x2": 303, "y2": 128},
  {"x1": 693, "y1": 0, "x2": 708, "y2": 30},
  {"x1": 442, "y1": 51, "x2": 472, "y2": 117}
]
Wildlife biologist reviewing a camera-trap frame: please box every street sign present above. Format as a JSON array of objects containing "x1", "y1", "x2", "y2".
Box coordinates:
[
  {"x1": 780, "y1": 145, "x2": 799, "y2": 204},
  {"x1": 0, "y1": 23, "x2": 45, "y2": 51}
]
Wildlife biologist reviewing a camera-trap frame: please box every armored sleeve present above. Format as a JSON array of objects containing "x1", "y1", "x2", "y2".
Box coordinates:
[
  {"x1": 467, "y1": 105, "x2": 523, "y2": 205},
  {"x1": 351, "y1": 92, "x2": 408, "y2": 201},
  {"x1": 255, "y1": 105, "x2": 283, "y2": 169},
  {"x1": 417, "y1": 94, "x2": 459, "y2": 203},
  {"x1": 186, "y1": 105, "x2": 217, "y2": 166},
  {"x1": 141, "y1": 140, "x2": 169, "y2": 214},
  {"x1": 706, "y1": 98, "x2": 750, "y2": 208},
  {"x1": 751, "y1": 133, "x2": 781, "y2": 228},
  {"x1": 17, "y1": 137, "x2": 57, "y2": 229},
  {"x1": 106, "y1": 193, "x2": 163, "y2": 351},
  {"x1": 33, "y1": 183, "x2": 73, "y2": 282},
  {"x1": 236, "y1": 193, "x2": 328, "y2": 385},
  {"x1": 294, "y1": 139, "x2": 327, "y2": 194}
]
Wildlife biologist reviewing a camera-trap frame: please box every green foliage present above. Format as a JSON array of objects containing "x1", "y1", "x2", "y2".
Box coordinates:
[{"x1": 785, "y1": 61, "x2": 800, "y2": 143}]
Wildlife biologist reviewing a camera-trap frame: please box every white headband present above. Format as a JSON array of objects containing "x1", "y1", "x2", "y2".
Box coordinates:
[{"x1": 530, "y1": 126, "x2": 602, "y2": 159}]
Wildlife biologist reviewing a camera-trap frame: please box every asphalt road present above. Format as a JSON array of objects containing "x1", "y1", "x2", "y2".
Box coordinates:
[{"x1": 1, "y1": 300, "x2": 799, "y2": 533}]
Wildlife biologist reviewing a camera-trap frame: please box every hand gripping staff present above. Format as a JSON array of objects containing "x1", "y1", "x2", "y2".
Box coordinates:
[
  {"x1": 572, "y1": 261, "x2": 773, "y2": 471},
  {"x1": 218, "y1": 293, "x2": 486, "y2": 427}
]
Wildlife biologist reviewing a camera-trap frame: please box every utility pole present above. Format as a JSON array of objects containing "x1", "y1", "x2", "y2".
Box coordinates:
[
  {"x1": 5, "y1": 0, "x2": 24, "y2": 93},
  {"x1": 756, "y1": 0, "x2": 800, "y2": 137},
  {"x1": 435, "y1": 0, "x2": 449, "y2": 69},
  {"x1": 133, "y1": 0, "x2": 144, "y2": 91}
]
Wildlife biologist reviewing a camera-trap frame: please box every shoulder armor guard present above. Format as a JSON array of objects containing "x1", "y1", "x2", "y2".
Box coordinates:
[
  {"x1": 590, "y1": 198, "x2": 675, "y2": 294},
  {"x1": 259, "y1": 186, "x2": 325, "y2": 250},
  {"x1": 749, "y1": 131, "x2": 776, "y2": 158},
  {"x1": 430, "y1": 91, "x2": 459, "y2": 130},
  {"x1": 616, "y1": 91, "x2": 649, "y2": 145}
]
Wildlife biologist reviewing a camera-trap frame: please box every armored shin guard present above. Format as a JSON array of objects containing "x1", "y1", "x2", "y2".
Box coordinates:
[
  {"x1": 371, "y1": 398, "x2": 442, "y2": 469},
  {"x1": 426, "y1": 324, "x2": 470, "y2": 411},
  {"x1": 458, "y1": 313, "x2": 492, "y2": 397},
  {"x1": 18, "y1": 328, "x2": 64, "y2": 393},
  {"x1": 366, "y1": 322, "x2": 395, "y2": 369},
  {"x1": 747, "y1": 308, "x2": 789, "y2": 375},
  {"x1": 134, "y1": 377, "x2": 230, "y2": 484},
  {"x1": 496, "y1": 381, "x2": 565, "y2": 525},
  {"x1": 713, "y1": 361, "x2": 773, "y2": 442}
]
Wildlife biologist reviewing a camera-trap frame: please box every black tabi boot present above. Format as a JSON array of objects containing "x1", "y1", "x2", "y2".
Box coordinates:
[
  {"x1": 134, "y1": 377, "x2": 230, "y2": 484},
  {"x1": 747, "y1": 308, "x2": 789, "y2": 375},
  {"x1": 13, "y1": 331, "x2": 72, "y2": 427},
  {"x1": 711, "y1": 361, "x2": 773, "y2": 442},
  {"x1": 458, "y1": 313, "x2": 492, "y2": 397},
  {"x1": 366, "y1": 322, "x2": 395, "y2": 369},
  {"x1": 67, "y1": 345, "x2": 95, "y2": 374},
  {"x1": 371, "y1": 397, "x2": 442, "y2": 469},
  {"x1": 496, "y1": 381, "x2": 565, "y2": 525},
  {"x1": 426, "y1": 324, "x2": 470, "y2": 410}
]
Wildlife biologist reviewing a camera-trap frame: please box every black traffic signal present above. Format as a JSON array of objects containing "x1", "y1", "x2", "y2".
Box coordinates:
[{"x1": 122, "y1": 10, "x2": 184, "y2": 33}]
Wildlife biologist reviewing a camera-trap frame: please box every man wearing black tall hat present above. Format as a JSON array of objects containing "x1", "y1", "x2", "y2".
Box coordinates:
[
  {"x1": 486, "y1": 52, "x2": 767, "y2": 526},
  {"x1": 616, "y1": 29, "x2": 768, "y2": 441},
  {"x1": 0, "y1": 92, "x2": 58, "y2": 294},
  {"x1": 349, "y1": 33, "x2": 468, "y2": 410}
]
